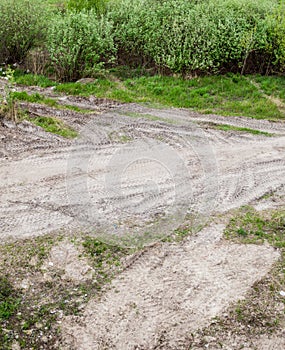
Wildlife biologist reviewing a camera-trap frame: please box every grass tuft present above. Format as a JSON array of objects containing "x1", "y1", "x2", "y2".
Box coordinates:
[{"x1": 27, "y1": 115, "x2": 77, "y2": 138}]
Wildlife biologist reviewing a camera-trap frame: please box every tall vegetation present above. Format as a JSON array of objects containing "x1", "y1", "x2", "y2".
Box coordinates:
[
  {"x1": 47, "y1": 10, "x2": 115, "y2": 81},
  {"x1": 0, "y1": 0, "x2": 50, "y2": 63},
  {"x1": 0, "y1": 0, "x2": 284, "y2": 81}
]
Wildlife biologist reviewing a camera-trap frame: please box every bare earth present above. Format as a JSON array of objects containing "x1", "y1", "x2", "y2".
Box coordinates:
[{"x1": 1, "y1": 80, "x2": 285, "y2": 349}]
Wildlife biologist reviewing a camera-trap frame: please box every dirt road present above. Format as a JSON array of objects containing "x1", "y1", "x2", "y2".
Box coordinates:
[
  {"x1": 1, "y1": 102, "x2": 285, "y2": 243},
  {"x1": 1, "y1": 84, "x2": 285, "y2": 348}
]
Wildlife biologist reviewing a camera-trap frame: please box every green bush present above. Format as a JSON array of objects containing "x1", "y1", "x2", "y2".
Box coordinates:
[
  {"x1": 1, "y1": 0, "x2": 284, "y2": 77},
  {"x1": 0, "y1": 0, "x2": 50, "y2": 63},
  {"x1": 109, "y1": 0, "x2": 279, "y2": 73},
  {"x1": 46, "y1": 10, "x2": 115, "y2": 81},
  {"x1": 264, "y1": 2, "x2": 285, "y2": 72}
]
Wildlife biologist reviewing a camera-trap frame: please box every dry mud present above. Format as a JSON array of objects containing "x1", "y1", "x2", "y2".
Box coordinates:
[{"x1": 1, "y1": 82, "x2": 285, "y2": 349}]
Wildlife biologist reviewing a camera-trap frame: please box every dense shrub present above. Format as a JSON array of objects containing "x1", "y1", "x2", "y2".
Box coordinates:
[
  {"x1": 109, "y1": 0, "x2": 282, "y2": 74},
  {"x1": 1, "y1": 0, "x2": 284, "y2": 78},
  {"x1": 46, "y1": 10, "x2": 115, "y2": 81},
  {"x1": 0, "y1": 0, "x2": 50, "y2": 63},
  {"x1": 263, "y1": 2, "x2": 285, "y2": 72}
]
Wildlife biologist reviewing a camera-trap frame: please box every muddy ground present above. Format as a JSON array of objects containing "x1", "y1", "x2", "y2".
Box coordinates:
[{"x1": 0, "y1": 79, "x2": 285, "y2": 349}]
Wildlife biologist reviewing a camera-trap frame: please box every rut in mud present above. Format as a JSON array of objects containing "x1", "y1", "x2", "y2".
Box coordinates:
[{"x1": 1, "y1": 81, "x2": 285, "y2": 349}]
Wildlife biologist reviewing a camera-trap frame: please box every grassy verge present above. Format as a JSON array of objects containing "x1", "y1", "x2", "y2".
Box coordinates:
[
  {"x1": 14, "y1": 71, "x2": 285, "y2": 120},
  {"x1": 0, "y1": 233, "x2": 130, "y2": 349},
  {"x1": 11, "y1": 91, "x2": 91, "y2": 114},
  {"x1": 54, "y1": 73, "x2": 285, "y2": 120},
  {"x1": 189, "y1": 206, "x2": 285, "y2": 348},
  {"x1": 14, "y1": 72, "x2": 56, "y2": 88}
]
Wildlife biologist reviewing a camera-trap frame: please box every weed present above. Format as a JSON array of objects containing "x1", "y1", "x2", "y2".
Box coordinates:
[
  {"x1": 11, "y1": 91, "x2": 57, "y2": 107},
  {"x1": 251, "y1": 75, "x2": 285, "y2": 103},
  {"x1": 225, "y1": 206, "x2": 285, "y2": 248},
  {"x1": 82, "y1": 236, "x2": 128, "y2": 268}
]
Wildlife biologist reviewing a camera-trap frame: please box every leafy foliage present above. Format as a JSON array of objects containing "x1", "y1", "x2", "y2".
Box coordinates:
[
  {"x1": 46, "y1": 10, "x2": 115, "y2": 81},
  {"x1": 1, "y1": 0, "x2": 285, "y2": 79},
  {"x1": 109, "y1": 0, "x2": 278, "y2": 73},
  {"x1": 67, "y1": 0, "x2": 109, "y2": 14},
  {"x1": 263, "y1": 1, "x2": 285, "y2": 72},
  {"x1": 0, "y1": 0, "x2": 50, "y2": 63}
]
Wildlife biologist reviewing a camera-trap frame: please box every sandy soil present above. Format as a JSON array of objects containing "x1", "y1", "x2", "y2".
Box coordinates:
[
  {"x1": 1, "y1": 104, "x2": 285, "y2": 243},
  {"x1": 1, "y1": 80, "x2": 285, "y2": 349},
  {"x1": 61, "y1": 224, "x2": 279, "y2": 349}
]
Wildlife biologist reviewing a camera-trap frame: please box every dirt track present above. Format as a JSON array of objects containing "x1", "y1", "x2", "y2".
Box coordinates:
[
  {"x1": 1, "y1": 83, "x2": 285, "y2": 348},
  {"x1": 1, "y1": 102, "x2": 285, "y2": 243}
]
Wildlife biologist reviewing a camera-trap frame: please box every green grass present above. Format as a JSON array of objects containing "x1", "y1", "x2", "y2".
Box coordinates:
[
  {"x1": 14, "y1": 72, "x2": 56, "y2": 88},
  {"x1": 12, "y1": 90, "x2": 92, "y2": 114},
  {"x1": 251, "y1": 75, "x2": 285, "y2": 103},
  {"x1": 11, "y1": 70, "x2": 285, "y2": 120},
  {"x1": 10, "y1": 92, "x2": 78, "y2": 138},
  {"x1": 214, "y1": 124, "x2": 273, "y2": 136},
  {"x1": 11, "y1": 91, "x2": 57, "y2": 107},
  {"x1": 119, "y1": 111, "x2": 176, "y2": 124},
  {"x1": 27, "y1": 115, "x2": 77, "y2": 138},
  {"x1": 0, "y1": 276, "x2": 20, "y2": 321},
  {"x1": 82, "y1": 237, "x2": 128, "y2": 269},
  {"x1": 55, "y1": 73, "x2": 285, "y2": 120},
  {"x1": 225, "y1": 206, "x2": 285, "y2": 248}
]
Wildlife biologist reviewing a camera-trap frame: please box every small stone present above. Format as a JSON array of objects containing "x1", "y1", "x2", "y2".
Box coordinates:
[{"x1": 41, "y1": 336, "x2": 48, "y2": 343}]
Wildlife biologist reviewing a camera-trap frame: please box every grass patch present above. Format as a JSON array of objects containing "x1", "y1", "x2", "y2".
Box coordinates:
[
  {"x1": 82, "y1": 237, "x2": 129, "y2": 270},
  {"x1": 14, "y1": 72, "x2": 56, "y2": 88},
  {"x1": 214, "y1": 123, "x2": 273, "y2": 136},
  {"x1": 108, "y1": 130, "x2": 132, "y2": 143},
  {"x1": 26, "y1": 115, "x2": 77, "y2": 138},
  {"x1": 55, "y1": 78, "x2": 116, "y2": 96},
  {"x1": 11, "y1": 91, "x2": 57, "y2": 107},
  {"x1": 224, "y1": 206, "x2": 285, "y2": 248},
  {"x1": 0, "y1": 276, "x2": 20, "y2": 321},
  {"x1": 13, "y1": 71, "x2": 285, "y2": 120},
  {"x1": 11, "y1": 91, "x2": 92, "y2": 114},
  {"x1": 54, "y1": 73, "x2": 285, "y2": 120},
  {"x1": 119, "y1": 111, "x2": 176, "y2": 124},
  {"x1": 251, "y1": 75, "x2": 285, "y2": 103}
]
